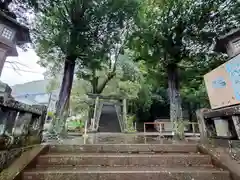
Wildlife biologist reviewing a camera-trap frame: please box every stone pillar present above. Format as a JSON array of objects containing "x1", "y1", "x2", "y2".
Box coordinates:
[
  {"x1": 232, "y1": 116, "x2": 240, "y2": 140},
  {"x1": 0, "y1": 48, "x2": 7, "y2": 77},
  {"x1": 196, "y1": 109, "x2": 208, "y2": 141},
  {"x1": 213, "y1": 117, "x2": 231, "y2": 137},
  {"x1": 0, "y1": 81, "x2": 12, "y2": 101}
]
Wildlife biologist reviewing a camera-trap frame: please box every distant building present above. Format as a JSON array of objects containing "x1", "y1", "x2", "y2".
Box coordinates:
[{"x1": 11, "y1": 80, "x2": 59, "y2": 111}]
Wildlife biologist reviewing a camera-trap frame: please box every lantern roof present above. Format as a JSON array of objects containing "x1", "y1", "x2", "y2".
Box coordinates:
[
  {"x1": 0, "y1": 10, "x2": 31, "y2": 45},
  {"x1": 214, "y1": 28, "x2": 240, "y2": 54}
]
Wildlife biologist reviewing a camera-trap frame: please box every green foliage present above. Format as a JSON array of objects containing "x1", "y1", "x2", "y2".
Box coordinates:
[
  {"x1": 45, "y1": 56, "x2": 143, "y2": 116},
  {"x1": 126, "y1": 114, "x2": 136, "y2": 132},
  {"x1": 67, "y1": 121, "x2": 84, "y2": 129},
  {"x1": 47, "y1": 111, "x2": 54, "y2": 118},
  {"x1": 127, "y1": 0, "x2": 239, "y2": 128},
  {"x1": 70, "y1": 78, "x2": 91, "y2": 114},
  {"x1": 102, "y1": 74, "x2": 142, "y2": 99},
  {"x1": 136, "y1": 84, "x2": 153, "y2": 112},
  {"x1": 180, "y1": 54, "x2": 228, "y2": 110},
  {"x1": 173, "y1": 121, "x2": 185, "y2": 140},
  {"x1": 45, "y1": 77, "x2": 60, "y2": 93},
  {"x1": 118, "y1": 81, "x2": 141, "y2": 99},
  {"x1": 33, "y1": 0, "x2": 240, "y2": 133},
  {"x1": 33, "y1": 0, "x2": 141, "y2": 134},
  {"x1": 35, "y1": 0, "x2": 140, "y2": 89}
]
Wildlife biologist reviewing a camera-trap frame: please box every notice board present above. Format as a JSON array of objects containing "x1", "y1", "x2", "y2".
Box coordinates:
[{"x1": 204, "y1": 54, "x2": 240, "y2": 109}]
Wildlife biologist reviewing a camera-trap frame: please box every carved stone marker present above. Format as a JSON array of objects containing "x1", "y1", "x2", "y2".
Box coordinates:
[
  {"x1": 205, "y1": 29, "x2": 240, "y2": 110},
  {"x1": 199, "y1": 29, "x2": 240, "y2": 140}
]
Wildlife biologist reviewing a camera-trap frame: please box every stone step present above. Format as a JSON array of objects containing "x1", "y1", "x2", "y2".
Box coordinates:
[
  {"x1": 23, "y1": 166, "x2": 230, "y2": 180},
  {"x1": 49, "y1": 144, "x2": 198, "y2": 153},
  {"x1": 37, "y1": 153, "x2": 211, "y2": 167}
]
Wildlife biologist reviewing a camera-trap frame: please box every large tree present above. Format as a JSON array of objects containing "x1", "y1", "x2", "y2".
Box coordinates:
[
  {"x1": 129, "y1": 0, "x2": 239, "y2": 138},
  {"x1": 35, "y1": 0, "x2": 139, "y2": 133},
  {"x1": 36, "y1": 0, "x2": 95, "y2": 120}
]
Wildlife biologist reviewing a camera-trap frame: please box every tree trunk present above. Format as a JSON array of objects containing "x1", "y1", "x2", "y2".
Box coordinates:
[
  {"x1": 54, "y1": 56, "x2": 76, "y2": 135},
  {"x1": 167, "y1": 64, "x2": 184, "y2": 139}
]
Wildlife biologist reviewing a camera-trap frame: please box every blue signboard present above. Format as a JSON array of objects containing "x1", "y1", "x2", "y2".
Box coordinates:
[{"x1": 225, "y1": 54, "x2": 240, "y2": 101}]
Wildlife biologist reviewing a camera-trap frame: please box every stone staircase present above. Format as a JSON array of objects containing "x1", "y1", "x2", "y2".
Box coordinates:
[
  {"x1": 22, "y1": 143, "x2": 232, "y2": 180},
  {"x1": 98, "y1": 105, "x2": 121, "y2": 132}
]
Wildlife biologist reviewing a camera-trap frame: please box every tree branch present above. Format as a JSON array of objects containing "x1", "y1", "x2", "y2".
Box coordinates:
[{"x1": 96, "y1": 72, "x2": 116, "y2": 94}]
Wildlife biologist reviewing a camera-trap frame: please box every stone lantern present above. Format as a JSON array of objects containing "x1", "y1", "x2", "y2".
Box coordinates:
[
  {"x1": 214, "y1": 28, "x2": 240, "y2": 58},
  {"x1": 0, "y1": 4, "x2": 31, "y2": 76},
  {"x1": 205, "y1": 28, "x2": 240, "y2": 110}
]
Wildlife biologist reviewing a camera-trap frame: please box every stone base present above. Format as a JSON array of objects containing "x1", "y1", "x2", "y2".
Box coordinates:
[
  {"x1": 37, "y1": 153, "x2": 211, "y2": 167},
  {"x1": 24, "y1": 167, "x2": 230, "y2": 180},
  {"x1": 49, "y1": 144, "x2": 198, "y2": 153}
]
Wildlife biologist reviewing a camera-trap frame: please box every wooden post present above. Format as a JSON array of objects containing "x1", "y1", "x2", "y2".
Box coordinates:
[
  {"x1": 123, "y1": 99, "x2": 127, "y2": 131},
  {"x1": 144, "y1": 123, "x2": 146, "y2": 144},
  {"x1": 144, "y1": 123, "x2": 146, "y2": 134},
  {"x1": 160, "y1": 123, "x2": 162, "y2": 137}
]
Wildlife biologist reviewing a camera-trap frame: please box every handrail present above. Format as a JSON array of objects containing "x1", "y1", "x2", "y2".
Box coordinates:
[
  {"x1": 94, "y1": 103, "x2": 103, "y2": 131},
  {"x1": 122, "y1": 99, "x2": 127, "y2": 132},
  {"x1": 115, "y1": 104, "x2": 124, "y2": 132}
]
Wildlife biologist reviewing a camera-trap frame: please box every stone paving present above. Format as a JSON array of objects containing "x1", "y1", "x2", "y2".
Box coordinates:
[{"x1": 44, "y1": 132, "x2": 200, "y2": 145}]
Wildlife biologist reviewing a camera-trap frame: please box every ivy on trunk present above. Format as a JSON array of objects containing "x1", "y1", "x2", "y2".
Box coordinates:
[
  {"x1": 48, "y1": 56, "x2": 75, "y2": 135},
  {"x1": 129, "y1": 0, "x2": 234, "y2": 138},
  {"x1": 167, "y1": 64, "x2": 184, "y2": 139}
]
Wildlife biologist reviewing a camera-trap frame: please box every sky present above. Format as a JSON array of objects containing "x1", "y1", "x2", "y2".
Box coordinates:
[{"x1": 0, "y1": 48, "x2": 46, "y2": 86}]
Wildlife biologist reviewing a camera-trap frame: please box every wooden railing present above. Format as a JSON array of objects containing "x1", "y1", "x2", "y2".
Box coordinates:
[
  {"x1": 144, "y1": 121, "x2": 200, "y2": 137},
  {"x1": 0, "y1": 82, "x2": 47, "y2": 172}
]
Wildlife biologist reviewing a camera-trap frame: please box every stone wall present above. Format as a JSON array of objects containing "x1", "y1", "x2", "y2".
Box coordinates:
[{"x1": 0, "y1": 81, "x2": 47, "y2": 172}]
